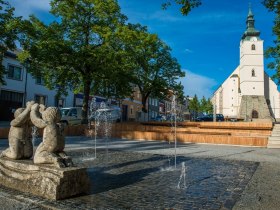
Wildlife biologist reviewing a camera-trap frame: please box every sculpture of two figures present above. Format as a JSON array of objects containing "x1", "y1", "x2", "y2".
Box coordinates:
[{"x1": 0, "y1": 101, "x2": 73, "y2": 168}]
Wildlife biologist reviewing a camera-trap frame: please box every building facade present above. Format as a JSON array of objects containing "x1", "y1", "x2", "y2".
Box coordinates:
[
  {"x1": 212, "y1": 7, "x2": 280, "y2": 121},
  {"x1": 0, "y1": 51, "x2": 74, "y2": 121}
]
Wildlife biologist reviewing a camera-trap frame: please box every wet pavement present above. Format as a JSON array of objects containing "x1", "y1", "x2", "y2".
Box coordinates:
[{"x1": 0, "y1": 137, "x2": 279, "y2": 209}]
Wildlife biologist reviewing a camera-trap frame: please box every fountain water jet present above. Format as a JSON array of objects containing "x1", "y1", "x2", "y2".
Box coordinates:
[
  {"x1": 177, "y1": 162, "x2": 187, "y2": 189},
  {"x1": 171, "y1": 94, "x2": 177, "y2": 169},
  {"x1": 95, "y1": 101, "x2": 113, "y2": 164},
  {"x1": 85, "y1": 99, "x2": 117, "y2": 163},
  {"x1": 31, "y1": 125, "x2": 38, "y2": 155}
]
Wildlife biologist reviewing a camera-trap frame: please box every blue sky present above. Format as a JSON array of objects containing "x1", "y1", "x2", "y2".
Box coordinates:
[{"x1": 10, "y1": 0, "x2": 276, "y2": 99}]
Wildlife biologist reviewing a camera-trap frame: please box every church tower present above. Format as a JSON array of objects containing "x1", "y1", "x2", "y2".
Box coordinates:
[
  {"x1": 239, "y1": 5, "x2": 264, "y2": 95},
  {"x1": 238, "y1": 5, "x2": 272, "y2": 120},
  {"x1": 212, "y1": 5, "x2": 280, "y2": 121}
]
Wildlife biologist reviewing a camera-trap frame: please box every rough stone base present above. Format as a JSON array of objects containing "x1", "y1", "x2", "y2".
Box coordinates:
[
  {"x1": 0, "y1": 158, "x2": 90, "y2": 200},
  {"x1": 238, "y1": 95, "x2": 273, "y2": 121}
]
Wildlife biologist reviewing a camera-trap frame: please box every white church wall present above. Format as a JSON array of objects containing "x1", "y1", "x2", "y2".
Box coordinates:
[
  {"x1": 222, "y1": 76, "x2": 239, "y2": 118},
  {"x1": 212, "y1": 86, "x2": 222, "y2": 114},
  {"x1": 239, "y1": 39, "x2": 265, "y2": 96},
  {"x1": 240, "y1": 81, "x2": 264, "y2": 96},
  {"x1": 212, "y1": 67, "x2": 240, "y2": 118},
  {"x1": 268, "y1": 76, "x2": 280, "y2": 119}
]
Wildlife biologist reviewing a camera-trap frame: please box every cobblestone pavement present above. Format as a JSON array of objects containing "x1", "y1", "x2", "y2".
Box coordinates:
[{"x1": 0, "y1": 137, "x2": 280, "y2": 209}]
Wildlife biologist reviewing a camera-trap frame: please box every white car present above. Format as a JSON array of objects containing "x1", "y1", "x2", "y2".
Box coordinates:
[{"x1": 60, "y1": 107, "x2": 82, "y2": 125}]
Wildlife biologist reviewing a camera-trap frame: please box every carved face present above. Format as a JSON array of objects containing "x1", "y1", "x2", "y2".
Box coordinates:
[{"x1": 42, "y1": 107, "x2": 61, "y2": 123}]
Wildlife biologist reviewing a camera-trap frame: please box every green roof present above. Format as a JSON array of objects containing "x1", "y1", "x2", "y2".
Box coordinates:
[{"x1": 241, "y1": 5, "x2": 260, "y2": 40}]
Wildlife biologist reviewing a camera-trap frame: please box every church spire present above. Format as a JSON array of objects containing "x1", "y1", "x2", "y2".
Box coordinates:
[
  {"x1": 248, "y1": 3, "x2": 253, "y2": 17},
  {"x1": 241, "y1": 4, "x2": 260, "y2": 40}
]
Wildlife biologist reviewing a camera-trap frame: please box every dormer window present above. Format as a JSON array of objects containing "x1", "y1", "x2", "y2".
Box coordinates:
[
  {"x1": 252, "y1": 69, "x2": 256, "y2": 77},
  {"x1": 251, "y1": 44, "x2": 256, "y2": 50}
]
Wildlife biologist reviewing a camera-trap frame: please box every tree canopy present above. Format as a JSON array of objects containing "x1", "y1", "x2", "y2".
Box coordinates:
[
  {"x1": 189, "y1": 94, "x2": 200, "y2": 117},
  {"x1": 121, "y1": 23, "x2": 185, "y2": 112},
  {"x1": 262, "y1": 0, "x2": 280, "y2": 84},
  {"x1": 188, "y1": 95, "x2": 213, "y2": 119},
  {"x1": 0, "y1": 0, "x2": 22, "y2": 84},
  {"x1": 19, "y1": 0, "x2": 186, "y2": 121},
  {"x1": 162, "y1": 0, "x2": 201, "y2": 15},
  {"x1": 19, "y1": 0, "x2": 130, "y2": 122}
]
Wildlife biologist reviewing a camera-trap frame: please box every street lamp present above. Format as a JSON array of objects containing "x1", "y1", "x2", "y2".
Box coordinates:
[{"x1": 23, "y1": 59, "x2": 30, "y2": 106}]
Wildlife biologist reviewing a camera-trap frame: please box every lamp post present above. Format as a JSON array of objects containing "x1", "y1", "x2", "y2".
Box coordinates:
[{"x1": 23, "y1": 59, "x2": 30, "y2": 106}]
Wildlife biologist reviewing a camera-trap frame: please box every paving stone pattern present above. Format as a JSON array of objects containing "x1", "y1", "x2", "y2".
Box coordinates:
[{"x1": 0, "y1": 149, "x2": 258, "y2": 209}]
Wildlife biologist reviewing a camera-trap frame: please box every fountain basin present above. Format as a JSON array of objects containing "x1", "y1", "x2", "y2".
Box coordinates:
[{"x1": 0, "y1": 158, "x2": 90, "y2": 200}]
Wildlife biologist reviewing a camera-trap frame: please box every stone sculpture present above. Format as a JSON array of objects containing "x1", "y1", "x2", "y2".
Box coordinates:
[
  {"x1": 0, "y1": 101, "x2": 90, "y2": 200},
  {"x1": 30, "y1": 103, "x2": 73, "y2": 168},
  {"x1": 0, "y1": 101, "x2": 35, "y2": 159}
]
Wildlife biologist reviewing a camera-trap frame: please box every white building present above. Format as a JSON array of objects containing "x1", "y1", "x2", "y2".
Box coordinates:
[
  {"x1": 0, "y1": 51, "x2": 75, "y2": 121},
  {"x1": 212, "y1": 7, "x2": 280, "y2": 121}
]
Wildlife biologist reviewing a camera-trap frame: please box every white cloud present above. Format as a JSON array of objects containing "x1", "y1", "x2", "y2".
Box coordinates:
[
  {"x1": 180, "y1": 69, "x2": 217, "y2": 99},
  {"x1": 184, "y1": 48, "x2": 193, "y2": 53},
  {"x1": 10, "y1": 0, "x2": 51, "y2": 18}
]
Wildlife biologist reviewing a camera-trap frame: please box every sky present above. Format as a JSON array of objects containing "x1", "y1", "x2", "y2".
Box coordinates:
[{"x1": 9, "y1": 0, "x2": 276, "y2": 99}]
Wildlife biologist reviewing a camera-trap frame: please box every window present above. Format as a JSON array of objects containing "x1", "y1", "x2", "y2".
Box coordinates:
[
  {"x1": 69, "y1": 109, "x2": 77, "y2": 117},
  {"x1": 252, "y1": 69, "x2": 255, "y2": 77},
  {"x1": 7, "y1": 64, "x2": 22, "y2": 80},
  {"x1": 251, "y1": 44, "x2": 256, "y2": 50},
  {"x1": 0, "y1": 90, "x2": 23, "y2": 103},
  {"x1": 35, "y1": 76, "x2": 45, "y2": 85},
  {"x1": 35, "y1": 95, "x2": 47, "y2": 105}
]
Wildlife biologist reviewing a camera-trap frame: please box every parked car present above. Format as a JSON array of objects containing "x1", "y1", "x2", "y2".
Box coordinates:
[
  {"x1": 195, "y1": 114, "x2": 224, "y2": 122},
  {"x1": 89, "y1": 106, "x2": 121, "y2": 123},
  {"x1": 154, "y1": 115, "x2": 166, "y2": 122},
  {"x1": 60, "y1": 107, "x2": 82, "y2": 125}
]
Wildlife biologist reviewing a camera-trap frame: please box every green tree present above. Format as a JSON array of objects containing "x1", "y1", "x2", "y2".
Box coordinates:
[
  {"x1": 19, "y1": 0, "x2": 129, "y2": 122},
  {"x1": 199, "y1": 96, "x2": 207, "y2": 113},
  {"x1": 189, "y1": 94, "x2": 200, "y2": 118},
  {"x1": 162, "y1": 0, "x2": 201, "y2": 15},
  {"x1": 205, "y1": 98, "x2": 213, "y2": 114},
  {"x1": 262, "y1": 0, "x2": 280, "y2": 84},
  {"x1": 121, "y1": 23, "x2": 185, "y2": 112},
  {"x1": 0, "y1": 0, "x2": 22, "y2": 84}
]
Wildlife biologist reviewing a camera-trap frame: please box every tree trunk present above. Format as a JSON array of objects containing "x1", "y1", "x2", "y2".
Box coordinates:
[
  {"x1": 81, "y1": 78, "x2": 91, "y2": 124},
  {"x1": 141, "y1": 94, "x2": 148, "y2": 113}
]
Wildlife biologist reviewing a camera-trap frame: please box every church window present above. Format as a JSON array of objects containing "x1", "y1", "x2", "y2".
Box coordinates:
[
  {"x1": 251, "y1": 44, "x2": 256, "y2": 50},
  {"x1": 252, "y1": 69, "x2": 255, "y2": 77}
]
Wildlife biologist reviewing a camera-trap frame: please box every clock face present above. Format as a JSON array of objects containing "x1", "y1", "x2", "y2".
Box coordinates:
[{"x1": 251, "y1": 37, "x2": 257, "y2": 41}]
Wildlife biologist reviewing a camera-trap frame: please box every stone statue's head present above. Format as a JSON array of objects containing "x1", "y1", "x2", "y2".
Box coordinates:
[
  {"x1": 14, "y1": 108, "x2": 25, "y2": 118},
  {"x1": 42, "y1": 107, "x2": 61, "y2": 123}
]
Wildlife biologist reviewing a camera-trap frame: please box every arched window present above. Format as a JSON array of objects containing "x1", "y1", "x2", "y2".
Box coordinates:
[
  {"x1": 251, "y1": 44, "x2": 256, "y2": 50},
  {"x1": 252, "y1": 69, "x2": 255, "y2": 77}
]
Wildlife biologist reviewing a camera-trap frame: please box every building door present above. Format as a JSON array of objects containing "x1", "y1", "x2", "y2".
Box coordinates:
[
  {"x1": 252, "y1": 110, "x2": 259, "y2": 118},
  {"x1": 0, "y1": 90, "x2": 23, "y2": 121}
]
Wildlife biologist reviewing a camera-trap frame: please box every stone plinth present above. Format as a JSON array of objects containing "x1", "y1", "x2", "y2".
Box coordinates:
[{"x1": 0, "y1": 158, "x2": 90, "y2": 200}]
